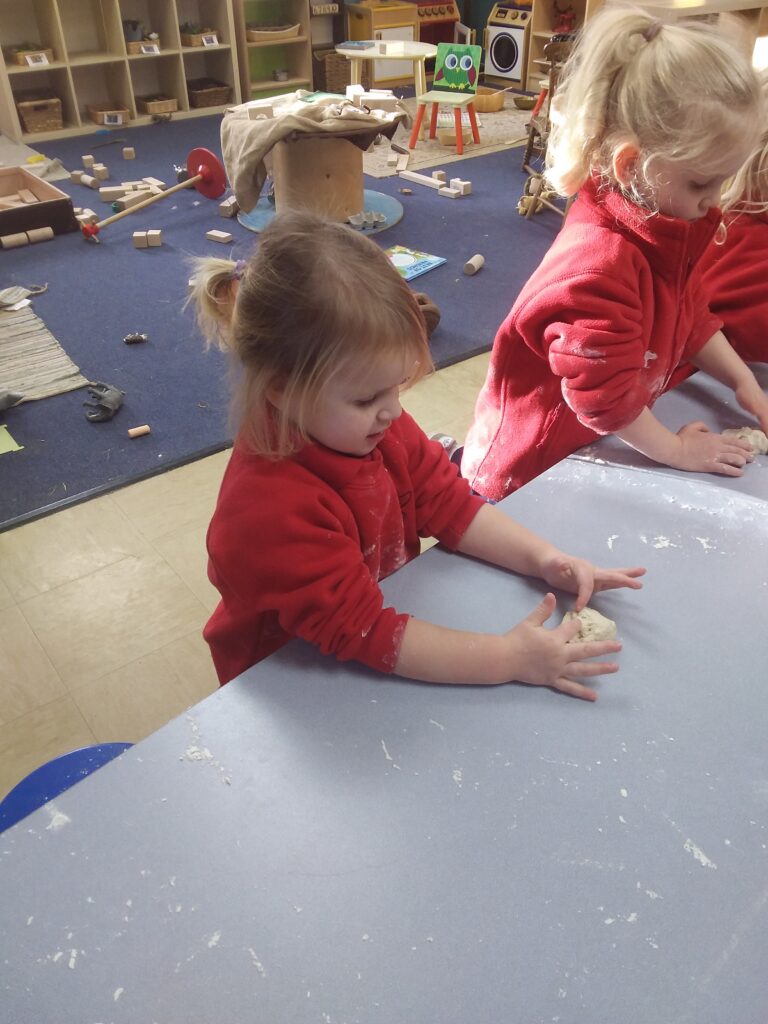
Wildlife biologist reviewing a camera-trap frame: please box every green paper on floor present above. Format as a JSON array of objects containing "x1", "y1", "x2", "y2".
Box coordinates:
[{"x1": 0, "y1": 424, "x2": 23, "y2": 454}]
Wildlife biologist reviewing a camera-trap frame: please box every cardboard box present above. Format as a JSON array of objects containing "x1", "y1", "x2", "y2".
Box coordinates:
[{"x1": 0, "y1": 167, "x2": 78, "y2": 236}]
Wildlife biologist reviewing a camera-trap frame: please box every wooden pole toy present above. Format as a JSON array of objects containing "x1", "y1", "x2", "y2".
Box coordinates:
[{"x1": 81, "y1": 147, "x2": 227, "y2": 242}]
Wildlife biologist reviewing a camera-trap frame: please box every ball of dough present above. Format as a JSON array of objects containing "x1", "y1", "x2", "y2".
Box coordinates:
[
  {"x1": 563, "y1": 607, "x2": 617, "y2": 643},
  {"x1": 723, "y1": 426, "x2": 768, "y2": 455}
]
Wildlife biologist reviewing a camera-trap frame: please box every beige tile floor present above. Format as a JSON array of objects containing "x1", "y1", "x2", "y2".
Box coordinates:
[{"x1": 0, "y1": 352, "x2": 490, "y2": 801}]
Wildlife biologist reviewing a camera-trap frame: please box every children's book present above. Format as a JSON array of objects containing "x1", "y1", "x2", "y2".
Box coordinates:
[
  {"x1": 339, "y1": 40, "x2": 375, "y2": 49},
  {"x1": 385, "y1": 245, "x2": 446, "y2": 281}
]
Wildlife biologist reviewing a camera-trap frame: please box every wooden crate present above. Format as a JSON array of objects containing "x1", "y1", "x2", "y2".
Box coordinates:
[
  {"x1": 187, "y1": 77, "x2": 231, "y2": 107},
  {"x1": 15, "y1": 92, "x2": 62, "y2": 133},
  {"x1": 137, "y1": 94, "x2": 178, "y2": 114},
  {"x1": 0, "y1": 166, "x2": 77, "y2": 235}
]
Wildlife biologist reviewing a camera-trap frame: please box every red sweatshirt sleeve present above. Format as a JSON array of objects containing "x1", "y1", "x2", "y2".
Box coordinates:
[{"x1": 396, "y1": 413, "x2": 485, "y2": 547}]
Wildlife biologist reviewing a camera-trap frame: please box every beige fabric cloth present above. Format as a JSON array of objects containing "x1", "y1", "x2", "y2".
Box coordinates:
[{"x1": 220, "y1": 94, "x2": 408, "y2": 212}]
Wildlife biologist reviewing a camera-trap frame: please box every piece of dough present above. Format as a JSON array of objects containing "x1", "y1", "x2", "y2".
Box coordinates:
[
  {"x1": 563, "y1": 607, "x2": 617, "y2": 643},
  {"x1": 723, "y1": 426, "x2": 768, "y2": 455}
]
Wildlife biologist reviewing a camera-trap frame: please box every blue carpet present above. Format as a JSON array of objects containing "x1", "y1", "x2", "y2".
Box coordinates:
[{"x1": 0, "y1": 116, "x2": 558, "y2": 530}]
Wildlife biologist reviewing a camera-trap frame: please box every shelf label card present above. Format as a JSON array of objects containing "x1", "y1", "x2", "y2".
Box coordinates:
[
  {"x1": 103, "y1": 113, "x2": 123, "y2": 125},
  {"x1": 25, "y1": 52, "x2": 49, "y2": 66},
  {"x1": 140, "y1": 43, "x2": 160, "y2": 54},
  {"x1": 202, "y1": 34, "x2": 219, "y2": 46}
]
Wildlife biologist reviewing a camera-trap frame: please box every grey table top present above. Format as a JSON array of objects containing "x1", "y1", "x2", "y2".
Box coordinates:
[
  {"x1": 571, "y1": 361, "x2": 768, "y2": 500},
  {"x1": 2, "y1": 460, "x2": 767, "y2": 1024}
]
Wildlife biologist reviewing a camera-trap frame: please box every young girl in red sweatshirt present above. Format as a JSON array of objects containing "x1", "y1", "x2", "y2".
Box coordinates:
[
  {"x1": 700, "y1": 69, "x2": 768, "y2": 366},
  {"x1": 188, "y1": 211, "x2": 644, "y2": 700},
  {"x1": 462, "y1": 7, "x2": 768, "y2": 500}
]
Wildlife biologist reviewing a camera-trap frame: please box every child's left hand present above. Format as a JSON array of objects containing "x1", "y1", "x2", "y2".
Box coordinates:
[
  {"x1": 735, "y1": 378, "x2": 768, "y2": 436},
  {"x1": 541, "y1": 554, "x2": 646, "y2": 612}
]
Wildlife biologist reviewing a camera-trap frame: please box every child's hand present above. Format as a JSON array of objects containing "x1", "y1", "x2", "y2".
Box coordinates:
[
  {"x1": 734, "y1": 379, "x2": 768, "y2": 437},
  {"x1": 503, "y1": 593, "x2": 621, "y2": 701},
  {"x1": 540, "y1": 553, "x2": 646, "y2": 611},
  {"x1": 674, "y1": 421, "x2": 753, "y2": 476}
]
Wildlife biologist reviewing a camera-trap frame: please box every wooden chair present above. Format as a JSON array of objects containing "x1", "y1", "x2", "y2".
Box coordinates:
[{"x1": 408, "y1": 42, "x2": 482, "y2": 157}]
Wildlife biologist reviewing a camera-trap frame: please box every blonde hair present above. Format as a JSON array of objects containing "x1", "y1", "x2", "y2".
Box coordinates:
[
  {"x1": 546, "y1": 5, "x2": 763, "y2": 199},
  {"x1": 186, "y1": 254, "x2": 240, "y2": 349},
  {"x1": 721, "y1": 68, "x2": 768, "y2": 215},
  {"x1": 188, "y1": 210, "x2": 432, "y2": 458}
]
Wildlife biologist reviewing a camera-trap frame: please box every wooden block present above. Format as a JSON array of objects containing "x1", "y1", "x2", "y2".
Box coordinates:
[
  {"x1": 395, "y1": 153, "x2": 409, "y2": 172},
  {"x1": 386, "y1": 151, "x2": 398, "y2": 166},
  {"x1": 92, "y1": 165, "x2": 110, "y2": 181},
  {"x1": 431, "y1": 170, "x2": 447, "y2": 182},
  {"x1": 115, "y1": 190, "x2": 151, "y2": 211},
  {"x1": 438, "y1": 186, "x2": 462, "y2": 199},
  {"x1": 206, "y1": 229, "x2": 233, "y2": 244},
  {"x1": 80, "y1": 174, "x2": 99, "y2": 189},
  {"x1": 146, "y1": 229, "x2": 162, "y2": 247},
  {"x1": 99, "y1": 185, "x2": 130, "y2": 202},
  {"x1": 127, "y1": 424, "x2": 151, "y2": 438},
  {"x1": 142, "y1": 176, "x2": 166, "y2": 190},
  {"x1": 70, "y1": 170, "x2": 84, "y2": 183},
  {"x1": 399, "y1": 169, "x2": 445, "y2": 190},
  {"x1": 0, "y1": 232, "x2": 29, "y2": 249},
  {"x1": 449, "y1": 177, "x2": 472, "y2": 196},
  {"x1": 26, "y1": 226, "x2": 54, "y2": 244},
  {"x1": 122, "y1": 146, "x2": 135, "y2": 159},
  {"x1": 463, "y1": 253, "x2": 485, "y2": 275},
  {"x1": 18, "y1": 188, "x2": 38, "y2": 203},
  {"x1": 133, "y1": 231, "x2": 148, "y2": 248},
  {"x1": 219, "y1": 196, "x2": 238, "y2": 217},
  {"x1": 82, "y1": 155, "x2": 95, "y2": 168},
  {"x1": 121, "y1": 180, "x2": 145, "y2": 188}
]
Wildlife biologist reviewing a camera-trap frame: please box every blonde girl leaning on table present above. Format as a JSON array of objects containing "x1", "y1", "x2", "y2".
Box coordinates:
[
  {"x1": 700, "y1": 69, "x2": 768, "y2": 366},
  {"x1": 461, "y1": 6, "x2": 768, "y2": 500},
  {"x1": 187, "y1": 211, "x2": 645, "y2": 701}
]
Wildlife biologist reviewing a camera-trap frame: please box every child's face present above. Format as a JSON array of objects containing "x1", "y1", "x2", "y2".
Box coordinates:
[
  {"x1": 646, "y1": 140, "x2": 755, "y2": 221},
  {"x1": 304, "y1": 353, "x2": 411, "y2": 457}
]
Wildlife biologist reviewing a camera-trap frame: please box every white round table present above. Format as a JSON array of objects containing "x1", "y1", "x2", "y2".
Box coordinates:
[{"x1": 335, "y1": 40, "x2": 438, "y2": 98}]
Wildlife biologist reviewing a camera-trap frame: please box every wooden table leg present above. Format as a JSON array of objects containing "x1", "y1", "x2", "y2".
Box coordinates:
[{"x1": 349, "y1": 57, "x2": 361, "y2": 86}]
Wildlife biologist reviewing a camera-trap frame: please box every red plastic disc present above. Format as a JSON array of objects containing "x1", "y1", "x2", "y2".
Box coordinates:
[{"x1": 186, "y1": 146, "x2": 227, "y2": 199}]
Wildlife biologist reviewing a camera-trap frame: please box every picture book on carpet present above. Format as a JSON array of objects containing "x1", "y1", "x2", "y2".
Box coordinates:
[{"x1": 385, "y1": 245, "x2": 446, "y2": 281}]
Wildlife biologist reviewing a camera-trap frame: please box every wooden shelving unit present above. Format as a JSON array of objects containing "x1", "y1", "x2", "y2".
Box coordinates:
[
  {"x1": 0, "y1": 0, "x2": 241, "y2": 142},
  {"x1": 232, "y1": 0, "x2": 313, "y2": 101}
]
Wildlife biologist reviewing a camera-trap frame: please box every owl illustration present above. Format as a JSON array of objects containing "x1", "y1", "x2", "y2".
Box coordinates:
[{"x1": 434, "y1": 44, "x2": 479, "y2": 91}]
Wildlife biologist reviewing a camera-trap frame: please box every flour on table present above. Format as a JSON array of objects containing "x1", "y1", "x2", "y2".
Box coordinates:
[
  {"x1": 563, "y1": 607, "x2": 617, "y2": 642},
  {"x1": 723, "y1": 426, "x2": 768, "y2": 455}
]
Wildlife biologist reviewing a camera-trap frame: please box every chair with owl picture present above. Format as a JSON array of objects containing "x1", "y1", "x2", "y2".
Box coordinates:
[{"x1": 408, "y1": 42, "x2": 482, "y2": 156}]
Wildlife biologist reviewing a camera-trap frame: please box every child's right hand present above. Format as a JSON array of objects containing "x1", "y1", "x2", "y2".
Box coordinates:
[
  {"x1": 503, "y1": 593, "x2": 621, "y2": 701},
  {"x1": 673, "y1": 421, "x2": 754, "y2": 476}
]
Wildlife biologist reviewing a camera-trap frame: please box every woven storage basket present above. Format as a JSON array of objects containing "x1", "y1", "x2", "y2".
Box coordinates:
[
  {"x1": 137, "y1": 94, "x2": 178, "y2": 114},
  {"x1": 15, "y1": 93, "x2": 62, "y2": 133},
  {"x1": 126, "y1": 39, "x2": 161, "y2": 53},
  {"x1": 312, "y1": 48, "x2": 370, "y2": 93},
  {"x1": 187, "y1": 77, "x2": 232, "y2": 107}
]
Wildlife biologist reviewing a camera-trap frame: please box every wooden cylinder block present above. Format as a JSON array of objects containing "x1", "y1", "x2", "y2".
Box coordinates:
[
  {"x1": 271, "y1": 136, "x2": 364, "y2": 223},
  {"x1": 128, "y1": 424, "x2": 151, "y2": 438},
  {"x1": 27, "y1": 226, "x2": 54, "y2": 244},
  {"x1": 1, "y1": 232, "x2": 30, "y2": 249},
  {"x1": 463, "y1": 253, "x2": 485, "y2": 276}
]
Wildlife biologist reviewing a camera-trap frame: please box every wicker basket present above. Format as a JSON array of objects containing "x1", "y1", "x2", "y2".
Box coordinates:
[
  {"x1": 181, "y1": 30, "x2": 217, "y2": 47},
  {"x1": 87, "y1": 103, "x2": 129, "y2": 125},
  {"x1": 127, "y1": 39, "x2": 161, "y2": 54},
  {"x1": 312, "y1": 48, "x2": 370, "y2": 93},
  {"x1": 246, "y1": 23, "x2": 301, "y2": 42},
  {"x1": 15, "y1": 92, "x2": 63, "y2": 133},
  {"x1": 9, "y1": 47, "x2": 54, "y2": 66},
  {"x1": 137, "y1": 94, "x2": 178, "y2": 114},
  {"x1": 186, "y1": 77, "x2": 232, "y2": 108}
]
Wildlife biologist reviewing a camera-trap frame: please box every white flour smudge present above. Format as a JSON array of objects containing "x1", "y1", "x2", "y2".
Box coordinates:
[{"x1": 683, "y1": 838, "x2": 717, "y2": 869}]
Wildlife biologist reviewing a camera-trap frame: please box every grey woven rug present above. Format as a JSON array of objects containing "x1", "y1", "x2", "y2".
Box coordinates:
[{"x1": 0, "y1": 306, "x2": 88, "y2": 402}]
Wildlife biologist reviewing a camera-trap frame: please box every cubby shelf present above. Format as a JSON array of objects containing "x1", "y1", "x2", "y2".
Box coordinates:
[
  {"x1": 0, "y1": 0, "x2": 242, "y2": 142},
  {"x1": 233, "y1": 0, "x2": 313, "y2": 101}
]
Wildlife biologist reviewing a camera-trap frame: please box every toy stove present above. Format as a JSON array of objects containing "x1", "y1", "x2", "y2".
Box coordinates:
[
  {"x1": 485, "y1": 1, "x2": 532, "y2": 87},
  {"x1": 404, "y1": 0, "x2": 460, "y2": 46}
]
